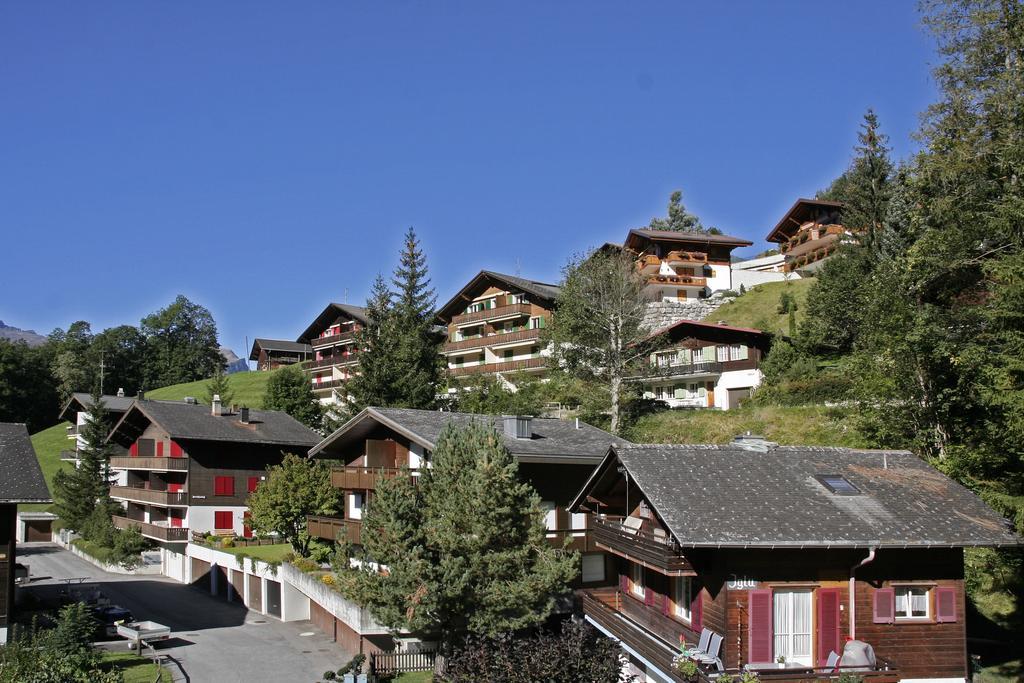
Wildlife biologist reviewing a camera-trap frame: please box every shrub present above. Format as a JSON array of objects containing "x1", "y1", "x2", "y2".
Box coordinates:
[
  {"x1": 291, "y1": 556, "x2": 320, "y2": 573},
  {"x1": 320, "y1": 573, "x2": 336, "y2": 586},
  {"x1": 221, "y1": 537, "x2": 235, "y2": 548},
  {"x1": 719, "y1": 289, "x2": 739, "y2": 298}
]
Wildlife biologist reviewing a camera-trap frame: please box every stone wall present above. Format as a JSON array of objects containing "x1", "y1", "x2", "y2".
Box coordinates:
[{"x1": 640, "y1": 295, "x2": 736, "y2": 332}]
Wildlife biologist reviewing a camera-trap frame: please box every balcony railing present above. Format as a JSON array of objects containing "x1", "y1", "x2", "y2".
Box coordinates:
[
  {"x1": 444, "y1": 327, "x2": 541, "y2": 353},
  {"x1": 331, "y1": 466, "x2": 403, "y2": 490},
  {"x1": 779, "y1": 224, "x2": 845, "y2": 253},
  {"x1": 66, "y1": 425, "x2": 79, "y2": 437},
  {"x1": 451, "y1": 302, "x2": 534, "y2": 327},
  {"x1": 664, "y1": 249, "x2": 709, "y2": 265},
  {"x1": 110, "y1": 485, "x2": 189, "y2": 507},
  {"x1": 448, "y1": 356, "x2": 546, "y2": 378},
  {"x1": 310, "y1": 330, "x2": 358, "y2": 348},
  {"x1": 303, "y1": 354, "x2": 358, "y2": 370},
  {"x1": 60, "y1": 450, "x2": 79, "y2": 462},
  {"x1": 545, "y1": 528, "x2": 597, "y2": 553},
  {"x1": 112, "y1": 515, "x2": 189, "y2": 543},
  {"x1": 591, "y1": 516, "x2": 693, "y2": 575},
  {"x1": 625, "y1": 361, "x2": 723, "y2": 380},
  {"x1": 312, "y1": 378, "x2": 348, "y2": 391},
  {"x1": 109, "y1": 456, "x2": 189, "y2": 471},
  {"x1": 307, "y1": 515, "x2": 362, "y2": 544},
  {"x1": 644, "y1": 274, "x2": 707, "y2": 288}
]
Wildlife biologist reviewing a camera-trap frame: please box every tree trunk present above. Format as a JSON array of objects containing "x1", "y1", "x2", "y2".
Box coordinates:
[{"x1": 610, "y1": 374, "x2": 621, "y2": 435}]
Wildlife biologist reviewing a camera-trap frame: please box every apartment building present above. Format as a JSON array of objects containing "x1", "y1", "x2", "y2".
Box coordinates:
[
  {"x1": 623, "y1": 229, "x2": 753, "y2": 302},
  {"x1": 634, "y1": 319, "x2": 771, "y2": 410},
  {"x1": 58, "y1": 390, "x2": 136, "y2": 470},
  {"x1": 767, "y1": 198, "x2": 852, "y2": 274},
  {"x1": 105, "y1": 396, "x2": 320, "y2": 581},
  {"x1": 295, "y1": 303, "x2": 369, "y2": 405},
  {"x1": 436, "y1": 271, "x2": 558, "y2": 382}
]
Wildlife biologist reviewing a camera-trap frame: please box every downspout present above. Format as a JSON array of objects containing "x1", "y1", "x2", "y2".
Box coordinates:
[{"x1": 849, "y1": 547, "x2": 876, "y2": 641}]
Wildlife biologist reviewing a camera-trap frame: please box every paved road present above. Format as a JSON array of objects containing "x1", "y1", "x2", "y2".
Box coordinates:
[{"x1": 19, "y1": 543, "x2": 348, "y2": 683}]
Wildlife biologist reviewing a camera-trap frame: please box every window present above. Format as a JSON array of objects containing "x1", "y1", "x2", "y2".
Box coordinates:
[
  {"x1": 673, "y1": 577, "x2": 692, "y2": 621},
  {"x1": 774, "y1": 589, "x2": 813, "y2": 666},
  {"x1": 729, "y1": 344, "x2": 748, "y2": 361},
  {"x1": 214, "y1": 476, "x2": 235, "y2": 496},
  {"x1": 504, "y1": 349, "x2": 514, "y2": 361},
  {"x1": 214, "y1": 511, "x2": 233, "y2": 530},
  {"x1": 895, "y1": 587, "x2": 930, "y2": 619},
  {"x1": 581, "y1": 554, "x2": 605, "y2": 583},
  {"x1": 630, "y1": 564, "x2": 645, "y2": 597},
  {"x1": 247, "y1": 477, "x2": 260, "y2": 494},
  {"x1": 349, "y1": 492, "x2": 365, "y2": 520},
  {"x1": 655, "y1": 352, "x2": 674, "y2": 368},
  {"x1": 540, "y1": 501, "x2": 557, "y2": 532},
  {"x1": 816, "y1": 474, "x2": 860, "y2": 495},
  {"x1": 716, "y1": 345, "x2": 729, "y2": 362}
]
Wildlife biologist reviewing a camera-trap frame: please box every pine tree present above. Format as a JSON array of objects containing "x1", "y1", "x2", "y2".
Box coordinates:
[
  {"x1": 341, "y1": 422, "x2": 578, "y2": 651},
  {"x1": 205, "y1": 367, "x2": 234, "y2": 406},
  {"x1": 53, "y1": 388, "x2": 114, "y2": 532},
  {"x1": 262, "y1": 366, "x2": 324, "y2": 431},
  {"x1": 346, "y1": 274, "x2": 402, "y2": 412}
]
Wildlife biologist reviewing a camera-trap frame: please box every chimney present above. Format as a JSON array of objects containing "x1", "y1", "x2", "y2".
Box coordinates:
[
  {"x1": 212, "y1": 394, "x2": 223, "y2": 416},
  {"x1": 117, "y1": 387, "x2": 125, "y2": 397},
  {"x1": 239, "y1": 407, "x2": 250, "y2": 424},
  {"x1": 732, "y1": 432, "x2": 776, "y2": 453},
  {"x1": 138, "y1": 390, "x2": 145, "y2": 401},
  {"x1": 502, "y1": 415, "x2": 533, "y2": 440}
]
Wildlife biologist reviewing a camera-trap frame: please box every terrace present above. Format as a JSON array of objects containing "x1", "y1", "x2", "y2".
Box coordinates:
[
  {"x1": 591, "y1": 516, "x2": 693, "y2": 575},
  {"x1": 112, "y1": 515, "x2": 189, "y2": 543}
]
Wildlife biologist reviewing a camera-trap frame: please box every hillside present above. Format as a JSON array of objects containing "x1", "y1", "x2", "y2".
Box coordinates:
[
  {"x1": 145, "y1": 368, "x2": 276, "y2": 407},
  {"x1": 704, "y1": 278, "x2": 814, "y2": 335},
  {"x1": 625, "y1": 404, "x2": 868, "y2": 448},
  {"x1": 25, "y1": 421, "x2": 73, "y2": 513}
]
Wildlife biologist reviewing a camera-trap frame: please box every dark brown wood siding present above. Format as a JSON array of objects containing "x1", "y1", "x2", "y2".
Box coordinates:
[
  {"x1": 0, "y1": 505, "x2": 14, "y2": 632},
  {"x1": 187, "y1": 442, "x2": 300, "y2": 507}
]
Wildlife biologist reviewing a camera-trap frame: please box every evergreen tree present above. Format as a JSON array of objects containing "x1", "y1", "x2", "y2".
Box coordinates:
[
  {"x1": 205, "y1": 367, "x2": 234, "y2": 406},
  {"x1": 648, "y1": 189, "x2": 708, "y2": 233},
  {"x1": 262, "y1": 366, "x2": 324, "y2": 431},
  {"x1": 340, "y1": 423, "x2": 578, "y2": 651},
  {"x1": 346, "y1": 275, "x2": 402, "y2": 412},
  {"x1": 53, "y1": 388, "x2": 114, "y2": 532}
]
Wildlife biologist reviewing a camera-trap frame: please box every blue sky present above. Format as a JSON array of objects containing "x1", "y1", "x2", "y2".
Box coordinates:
[{"x1": 1, "y1": 2, "x2": 936, "y2": 359}]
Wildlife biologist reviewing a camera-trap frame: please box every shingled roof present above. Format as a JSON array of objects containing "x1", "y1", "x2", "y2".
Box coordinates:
[
  {"x1": 310, "y1": 407, "x2": 628, "y2": 464},
  {"x1": 436, "y1": 270, "x2": 562, "y2": 322},
  {"x1": 108, "y1": 400, "x2": 321, "y2": 448},
  {"x1": 296, "y1": 303, "x2": 370, "y2": 344},
  {"x1": 0, "y1": 423, "x2": 51, "y2": 503},
  {"x1": 574, "y1": 443, "x2": 1021, "y2": 549},
  {"x1": 624, "y1": 229, "x2": 753, "y2": 250},
  {"x1": 59, "y1": 392, "x2": 137, "y2": 422},
  {"x1": 249, "y1": 338, "x2": 313, "y2": 361}
]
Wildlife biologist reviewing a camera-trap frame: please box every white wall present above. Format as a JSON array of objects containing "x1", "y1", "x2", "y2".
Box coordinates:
[
  {"x1": 187, "y1": 505, "x2": 250, "y2": 536},
  {"x1": 714, "y1": 369, "x2": 763, "y2": 409},
  {"x1": 706, "y1": 264, "x2": 732, "y2": 292},
  {"x1": 731, "y1": 268, "x2": 797, "y2": 290}
]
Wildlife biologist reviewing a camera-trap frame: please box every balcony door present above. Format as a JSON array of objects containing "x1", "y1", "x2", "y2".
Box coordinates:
[{"x1": 773, "y1": 589, "x2": 812, "y2": 666}]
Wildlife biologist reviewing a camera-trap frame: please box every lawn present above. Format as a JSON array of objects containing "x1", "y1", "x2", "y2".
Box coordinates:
[
  {"x1": 146, "y1": 369, "x2": 275, "y2": 408},
  {"x1": 217, "y1": 543, "x2": 292, "y2": 563},
  {"x1": 625, "y1": 403, "x2": 868, "y2": 447},
  {"x1": 100, "y1": 650, "x2": 171, "y2": 682},
  {"x1": 392, "y1": 672, "x2": 433, "y2": 682},
  {"x1": 24, "y1": 421, "x2": 74, "y2": 513},
  {"x1": 705, "y1": 277, "x2": 815, "y2": 335}
]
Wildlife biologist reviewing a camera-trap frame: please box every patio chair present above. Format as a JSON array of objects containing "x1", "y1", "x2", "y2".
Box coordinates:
[
  {"x1": 681, "y1": 628, "x2": 712, "y2": 657},
  {"x1": 622, "y1": 516, "x2": 643, "y2": 535},
  {"x1": 825, "y1": 651, "x2": 840, "y2": 672},
  {"x1": 693, "y1": 633, "x2": 723, "y2": 670}
]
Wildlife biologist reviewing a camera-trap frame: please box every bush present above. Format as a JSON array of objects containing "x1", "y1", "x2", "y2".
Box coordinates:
[
  {"x1": 320, "y1": 573, "x2": 336, "y2": 586},
  {"x1": 754, "y1": 374, "x2": 855, "y2": 406},
  {"x1": 221, "y1": 537, "x2": 235, "y2": 548},
  {"x1": 290, "y1": 556, "x2": 320, "y2": 573}
]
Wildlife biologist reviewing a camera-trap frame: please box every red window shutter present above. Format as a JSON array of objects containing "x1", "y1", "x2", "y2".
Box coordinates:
[
  {"x1": 214, "y1": 477, "x2": 222, "y2": 495},
  {"x1": 214, "y1": 511, "x2": 232, "y2": 530},
  {"x1": 168, "y1": 482, "x2": 182, "y2": 493},
  {"x1": 816, "y1": 588, "x2": 841, "y2": 666},
  {"x1": 661, "y1": 591, "x2": 671, "y2": 616},
  {"x1": 935, "y1": 586, "x2": 957, "y2": 623},
  {"x1": 129, "y1": 442, "x2": 138, "y2": 457},
  {"x1": 225, "y1": 477, "x2": 235, "y2": 495},
  {"x1": 691, "y1": 589, "x2": 703, "y2": 630},
  {"x1": 248, "y1": 477, "x2": 259, "y2": 494},
  {"x1": 748, "y1": 589, "x2": 773, "y2": 663},
  {"x1": 243, "y1": 512, "x2": 252, "y2": 539},
  {"x1": 156, "y1": 441, "x2": 164, "y2": 457},
  {"x1": 873, "y1": 588, "x2": 895, "y2": 624},
  {"x1": 619, "y1": 573, "x2": 629, "y2": 593},
  {"x1": 169, "y1": 440, "x2": 183, "y2": 457},
  {"x1": 644, "y1": 586, "x2": 654, "y2": 607}
]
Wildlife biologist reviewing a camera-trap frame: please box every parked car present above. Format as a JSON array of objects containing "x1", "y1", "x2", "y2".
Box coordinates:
[{"x1": 92, "y1": 605, "x2": 134, "y2": 639}]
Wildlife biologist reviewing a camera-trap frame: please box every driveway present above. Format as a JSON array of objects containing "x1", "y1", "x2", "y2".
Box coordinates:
[{"x1": 18, "y1": 543, "x2": 349, "y2": 682}]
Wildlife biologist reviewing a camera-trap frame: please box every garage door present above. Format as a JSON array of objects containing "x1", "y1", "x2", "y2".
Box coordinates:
[
  {"x1": 265, "y1": 580, "x2": 281, "y2": 618},
  {"x1": 727, "y1": 387, "x2": 753, "y2": 409},
  {"x1": 190, "y1": 558, "x2": 211, "y2": 589},
  {"x1": 25, "y1": 520, "x2": 51, "y2": 542},
  {"x1": 230, "y1": 570, "x2": 245, "y2": 603},
  {"x1": 248, "y1": 576, "x2": 262, "y2": 613}
]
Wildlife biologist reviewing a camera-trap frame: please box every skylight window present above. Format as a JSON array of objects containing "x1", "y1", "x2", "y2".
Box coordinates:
[{"x1": 816, "y1": 474, "x2": 860, "y2": 495}]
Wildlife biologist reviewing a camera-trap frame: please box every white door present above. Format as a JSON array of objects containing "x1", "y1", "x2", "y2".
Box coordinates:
[{"x1": 774, "y1": 589, "x2": 812, "y2": 666}]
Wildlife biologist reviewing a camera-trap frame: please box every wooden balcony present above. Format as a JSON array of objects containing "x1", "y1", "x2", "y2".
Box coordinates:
[
  {"x1": 310, "y1": 330, "x2": 358, "y2": 348},
  {"x1": 110, "y1": 485, "x2": 189, "y2": 507},
  {"x1": 664, "y1": 249, "x2": 709, "y2": 265},
  {"x1": 644, "y1": 274, "x2": 707, "y2": 288},
  {"x1": 444, "y1": 327, "x2": 541, "y2": 353},
  {"x1": 545, "y1": 528, "x2": 598, "y2": 553},
  {"x1": 331, "y1": 466, "x2": 403, "y2": 490},
  {"x1": 307, "y1": 515, "x2": 362, "y2": 544},
  {"x1": 303, "y1": 354, "x2": 358, "y2": 370},
  {"x1": 448, "y1": 356, "x2": 546, "y2": 378},
  {"x1": 591, "y1": 516, "x2": 693, "y2": 575},
  {"x1": 109, "y1": 456, "x2": 189, "y2": 472},
  {"x1": 451, "y1": 302, "x2": 533, "y2": 326},
  {"x1": 312, "y1": 378, "x2": 348, "y2": 392},
  {"x1": 625, "y1": 361, "x2": 723, "y2": 380},
  {"x1": 112, "y1": 515, "x2": 188, "y2": 543}
]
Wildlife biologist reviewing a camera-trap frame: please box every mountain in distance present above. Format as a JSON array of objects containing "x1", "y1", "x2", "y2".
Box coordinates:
[
  {"x1": 0, "y1": 320, "x2": 47, "y2": 347},
  {"x1": 221, "y1": 346, "x2": 249, "y2": 374}
]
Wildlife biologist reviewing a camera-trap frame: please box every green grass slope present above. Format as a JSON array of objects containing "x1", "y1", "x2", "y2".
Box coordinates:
[
  {"x1": 25, "y1": 422, "x2": 73, "y2": 513},
  {"x1": 705, "y1": 278, "x2": 814, "y2": 334},
  {"x1": 146, "y1": 369, "x2": 275, "y2": 407},
  {"x1": 625, "y1": 404, "x2": 868, "y2": 448}
]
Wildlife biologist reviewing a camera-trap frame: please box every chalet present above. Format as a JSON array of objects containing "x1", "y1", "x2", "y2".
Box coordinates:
[
  {"x1": 248, "y1": 338, "x2": 313, "y2": 371},
  {"x1": 766, "y1": 199, "x2": 851, "y2": 274},
  {"x1": 436, "y1": 271, "x2": 559, "y2": 382},
  {"x1": 635, "y1": 320, "x2": 772, "y2": 410},
  {"x1": 570, "y1": 437, "x2": 1021, "y2": 683},
  {"x1": 296, "y1": 303, "x2": 369, "y2": 405},
  {"x1": 623, "y1": 229, "x2": 753, "y2": 302},
  {"x1": 105, "y1": 397, "x2": 320, "y2": 581},
  {"x1": 0, "y1": 423, "x2": 51, "y2": 643},
  {"x1": 58, "y1": 390, "x2": 136, "y2": 469}
]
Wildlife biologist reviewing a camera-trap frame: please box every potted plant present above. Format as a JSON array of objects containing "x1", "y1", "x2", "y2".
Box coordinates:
[
  {"x1": 675, "y1": 658, "x2": 700, "y2": 681},
  {"x1": 739, "y1": 672, "x2": 761, "y2": 683},
  {"x1": 776, "y1": 655, "x2": 786, "y2": 669}
]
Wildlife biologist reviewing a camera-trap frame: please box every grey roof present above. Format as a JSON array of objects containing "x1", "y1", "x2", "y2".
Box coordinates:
[
  {"x1": 250, "y1": 338, "x2": 313, "y2": 360},
  {"x1": 297, "y1": 303, "x2": 370, "y2": 343},
  {"x1": 311, "y1": 407, "x2": 629, "y2": 464},
  {"x1": 59, "y1": 393, "x2": 137, "y2": 422},
  {"x1": 601, "y1": 444, "x2": 1021, "y2": 549},
  {"x1": 482, "y1": 271, "x2": 562, "y2": 302},
  {"x1": 0, "y1": 423, "x2": 51, "y2": 503},
  {"x1": 627, "y1": 229, "x2": 753, "y2": 247},
  {"x1": 110, "y1": 400, "x2": 321, "y2": 448},
  {"x1": 437, "y1": 270, "x2": 561, "y2": 321}
]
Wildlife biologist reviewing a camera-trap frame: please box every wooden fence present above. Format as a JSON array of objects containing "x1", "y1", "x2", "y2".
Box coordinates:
[{"x1": 369, "y1": 649, "x2": 441, "y2": 676}]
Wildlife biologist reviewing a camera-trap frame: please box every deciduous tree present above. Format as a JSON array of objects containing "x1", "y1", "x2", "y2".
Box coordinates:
[
  {"x1": 247, "y1": 453, "x2": 340, "y2": 555},
  {"x1": 263, "y1": 365, "x2": 324, "y2": 431}
]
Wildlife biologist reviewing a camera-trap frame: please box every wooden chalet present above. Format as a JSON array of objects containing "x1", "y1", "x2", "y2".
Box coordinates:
[
  {"x1": 296, "y1": 303, "x2": 369, "y2": 405},
  {"x1": 766, "y1": 199, "x2": 851, "y2": 274},
  {"x1": 436, "y1": 271, "x2": 559, "y2": 381},
  {"x1": 0, "y1": 423, "x2": 51, "y2": 643},
  {"x1": 570, "y1": 437, "x2": 1021, "y2": 683},
  {"x1": 248, "y1": 338, "x2": 313, "y2": 371},
  {"x1": 623, "y1": 229, "x2": 752, "y2": 302}
]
